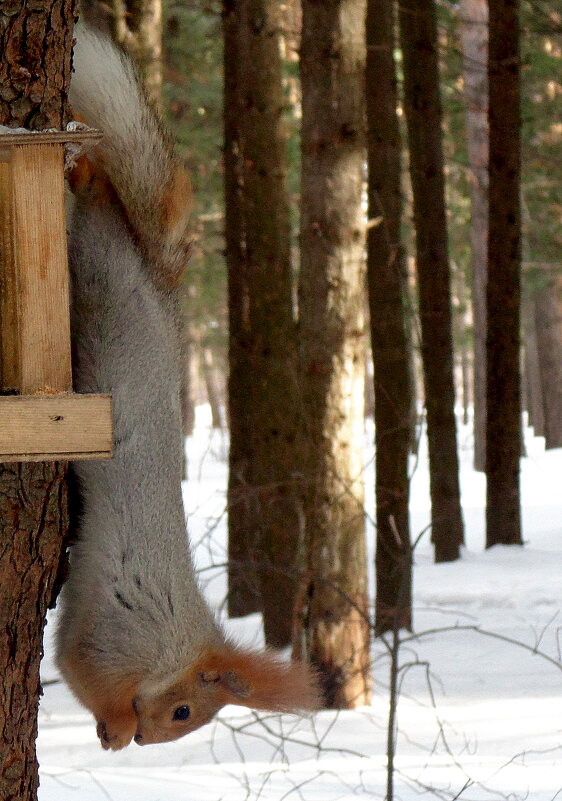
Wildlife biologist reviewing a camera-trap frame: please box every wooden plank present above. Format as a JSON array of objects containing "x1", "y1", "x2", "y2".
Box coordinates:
[
  {"x1": 11, "y1": 143, "x2": 72, "y2": 393},
  {"x1": 0, "y1": 160, "x2": 19, "y2": 390},
  {"x1": 0, "y1": 128, "x2": 103, "y2": 158},
  {"x1": 5, "y1": 451, "x2": 110, "y2": 463},
  {"x1": 0, "y1": 394, "x2": 113, "y2": 460}
]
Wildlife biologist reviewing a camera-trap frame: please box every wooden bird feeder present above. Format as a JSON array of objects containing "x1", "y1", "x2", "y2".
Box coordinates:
[{"x1": 0, "y1": 129, "x2": 113, "y2": 461}]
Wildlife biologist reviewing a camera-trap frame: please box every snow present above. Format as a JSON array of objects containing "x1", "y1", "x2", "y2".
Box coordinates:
[{"x1": 38, "y1": 408, "x2": 562, "y2": 800}]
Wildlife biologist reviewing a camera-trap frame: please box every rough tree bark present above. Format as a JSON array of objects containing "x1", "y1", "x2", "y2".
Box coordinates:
[
  {"x1": 459, "y1": 0, "x2": 488, "y2": 472},
  {"x1": 398, "y1": 0, "x2": 465, "y2": 562},
  {"x1": 293, "y1": 0, "x2": 371, "y2": 708},
  {"x1": 486, "y1": 0, "x2": 522, "y2": 547},
  {"x1": 0, "y1": 3, "x2": 76, "y2": 799},
  {"x1": 534, "y1": 275, "x2": 562, "y2": 449},
  {"x1": 224, "y1": 0, "x2": 301, "y2": 647},
  {"x1": 366, "y1": 0, "x2": 412, "y2": 635},
  {"x1": 223, "y1": 0, "x2": 262, "y2": 618},
  {"x1": 237, "y1": 0, "x2": 300, "y2": 648}
]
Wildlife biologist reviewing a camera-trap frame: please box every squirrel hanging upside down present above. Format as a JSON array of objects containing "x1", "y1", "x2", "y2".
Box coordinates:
[{"x1": 55, "y1": 23, "x2": 319, "y2": 751}]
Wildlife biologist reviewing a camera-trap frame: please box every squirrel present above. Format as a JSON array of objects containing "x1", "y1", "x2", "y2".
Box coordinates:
[{"x1": 55, "y1": 24, "x2": 319, "y2": 751}]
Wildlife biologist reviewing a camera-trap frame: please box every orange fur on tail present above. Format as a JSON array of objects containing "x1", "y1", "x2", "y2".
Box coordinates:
[{"x1": 161, "y1": 165, "x2": 192, "y2": 240}]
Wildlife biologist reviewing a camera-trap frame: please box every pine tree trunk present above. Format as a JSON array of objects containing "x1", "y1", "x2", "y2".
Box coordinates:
[
  {"x1": 522, "y1": 290, "x2": 544, "y2": 437},
  {"x1": 534, "y1": 275, "x2": 562, "y2": 449},
  {"x1": 202, "y1": 347, "x2": 224, "y2": 430},
  {"x1": 180, "y1": 330, "x2": 196, "y2": 438},
  {"x1": 456, "y1": 268, "x2": 471, "y2": 426},
  {"x1": 224, "y1": 0, "x2": 301, "y2": 645},
  {"x1": 294, "y1": 0, "x2": 371, "y2": 708},
  {"x1": 398, "y1": 0, "x2": 465, "y2": 562},
  {"x1": 459, "y1": 0, "x2": 489, "y2": 472},
  {"x1": 238, "y1": 0, "x2": 300, "y2": 648},
  {"x1": 0, "y1": 4, "x2": 75, "y2": 798},
  {"x1": 0, "y1": 464, "x2": 69, "y2": 801},
  {"x1": 486, "y1": 0, "x2": 522, "y2": 547},
  {"x1": 223, "y1": 0, "x2": 262, "y2": 618},
  {"x1": 366, "y1": 0, "x2": 412, "y2": 635}
]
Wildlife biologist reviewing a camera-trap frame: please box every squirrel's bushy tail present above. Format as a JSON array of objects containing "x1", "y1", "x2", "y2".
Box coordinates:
[{"x1": 70, "y1": 25, "x2": 192, "y2": 287}]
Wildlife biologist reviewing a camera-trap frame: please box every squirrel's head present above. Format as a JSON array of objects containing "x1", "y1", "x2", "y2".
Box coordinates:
[{"x1": 132, "y1": 647, "x2": 320, "y2": 746}]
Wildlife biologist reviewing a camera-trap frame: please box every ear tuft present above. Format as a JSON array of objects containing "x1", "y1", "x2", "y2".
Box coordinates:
[{"x1": 195, "y1": 647, "x2": 321, "y2": 714}]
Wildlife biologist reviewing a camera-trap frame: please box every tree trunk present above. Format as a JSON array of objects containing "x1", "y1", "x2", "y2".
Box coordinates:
[
  {"x1": 534, "y1": 275, "x2": 562, "y2": 449},
  {"x1": 180, "y1": 332, "x2": 196, "y2": 438},
  {"x1": 366, "y1": 0, "x2": 412, "y2": 635},
  {"x1": 455, "y1": 267, "x2": 471, "y2": 426},
  {"x1": 202, "y1": 346, "x2": 224, "y2": 430},
  {"x1": 398, "y1": 0, "x2": 465, "y2": 562},
  {"x1": 522, "y1": 289, "x2": 544, "y2": 437},
  {"x1": 223, "y1": 0, "x2": 262, "y2": 618},
  {"x1": 486, "y1": 0, "x2": 522, "y2": 547},
  {"x1": 459, "y1": 0, "x2": 489, "y2": 472},
  {"x1": 224, "y1": 1, "x2": 301, "y2": 645},
  {"x1": 237, "y1": 0, "x2": 300, "y2": 648},
  {"x1": 0, "y1": 4, "x2": 75, "y2": 799},
  {"x1": 0, "y1": 465, "x2": 69, "y2": 801},
  {"x1": 364, "y1": 348, "x2": 375, "y2": 419},
  {"x1": 293, "y1": 0, "x2": 371, "y2": 708}
]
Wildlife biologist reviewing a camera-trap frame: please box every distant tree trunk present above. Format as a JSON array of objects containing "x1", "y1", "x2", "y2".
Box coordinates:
[
  {"x1": 293, "y1": 0, "x2": 371, "y2": 708},
  {"x1": 366, "y1": 0, "x2": 412, "y2": 635},
  {"x1": 180, "y1": 331, "x2": 196, "y2": 438},
  {"x1": 455, "y1": 267, "x2": 471, "y2": 426},
  {"x1": 534, "y1": 275, "x2": 562, "y2": 449},
  {"x1": 522, "y1": 290, "x2": 544, "y2": 436},
  {"x1": 224, "y1": 0, "x2": 300, "y2": 646},
  {"x1": 486, "y1": 0, "x2": 522, "y2": 547},
  {"x1": 364, "y1": 348, "x2": 375, "y2": 419},
  {"x1": 239, "y1": 0, "x2": 300, "y2": 648},
  {"x1": 406, "y1": 271, "x2": 420, "y2": 455},
  {"x1": 223, "y1": 0, "x2": 261, "y2": 618},
  {"x1": 81, "y1": 0, "x2": 163, "y2": 106},
  {"x1": 179, "y1": 329, "x2": 194, "y2": 481},
  {"x1": 0, "y1": 4, "x2": 75, "y2": 799},
  {"x1": 202, "y1": 346, "x2": 224, "y2": 429},
  {"x1": 459, "y1": 0, "x2": 489, "y2": 472},
  {"x1": 398, "y1": 0, "x2": 465, "y2": 562}
]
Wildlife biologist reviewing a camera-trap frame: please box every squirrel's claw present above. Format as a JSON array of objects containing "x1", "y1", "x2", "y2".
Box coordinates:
[
  {"x1": 96, "y1": 720, "x2": 111, "y2": 750},
  {"x1": 96, "y1": 719, "x2": 134, "y2": 751}
]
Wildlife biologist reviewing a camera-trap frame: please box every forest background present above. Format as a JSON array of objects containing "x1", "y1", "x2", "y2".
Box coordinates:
[
  {"x1": 159, "y1": 0, "x2": 562, "y2": 703},
  {"x1": 0, "y1": 1, "x2": 561, "y2": 799}
]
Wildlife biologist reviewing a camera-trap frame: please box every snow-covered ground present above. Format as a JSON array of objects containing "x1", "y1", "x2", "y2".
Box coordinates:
[{"x1": 38, "y1": 409, "x2": 562, "y2": 800}]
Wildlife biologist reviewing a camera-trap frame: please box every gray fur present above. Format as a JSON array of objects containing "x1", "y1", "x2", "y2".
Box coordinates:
[{"x1": 55, "y1": 27, "x2": 223, "y2": 688}]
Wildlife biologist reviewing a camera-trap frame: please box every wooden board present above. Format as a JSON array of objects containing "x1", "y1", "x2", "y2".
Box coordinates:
[
  {"x1": 0, "y1": 159, "x2": 19, "y2": 389},
  {"x1": 11, "y1": 143, "x2": 73, "y2": 393},
  {"x1": 0, "y1": 394, "x2": 113, "y2": 461},
  {"x1": 0, "y1": 129, "x2": 102, "y2": 161}
]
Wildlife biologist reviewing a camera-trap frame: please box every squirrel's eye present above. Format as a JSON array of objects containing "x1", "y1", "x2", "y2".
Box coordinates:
[{"x1": 173, "y1": 705, "x2": 190, "y2": 721}]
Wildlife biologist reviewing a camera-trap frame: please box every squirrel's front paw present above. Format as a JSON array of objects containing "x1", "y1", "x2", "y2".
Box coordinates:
[{"x1": 96, "y1": 719, "x2": 134, "y2": 751}]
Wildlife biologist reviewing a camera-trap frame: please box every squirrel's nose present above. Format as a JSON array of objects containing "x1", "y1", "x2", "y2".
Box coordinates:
[{"x1": 134, "y1": 732, "x2": 144, "y2": 745}]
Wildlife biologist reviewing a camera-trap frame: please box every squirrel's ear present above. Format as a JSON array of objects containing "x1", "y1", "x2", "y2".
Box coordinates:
[{"x1": 196, "y1": 648, "x2": 321, "y2": 713}]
